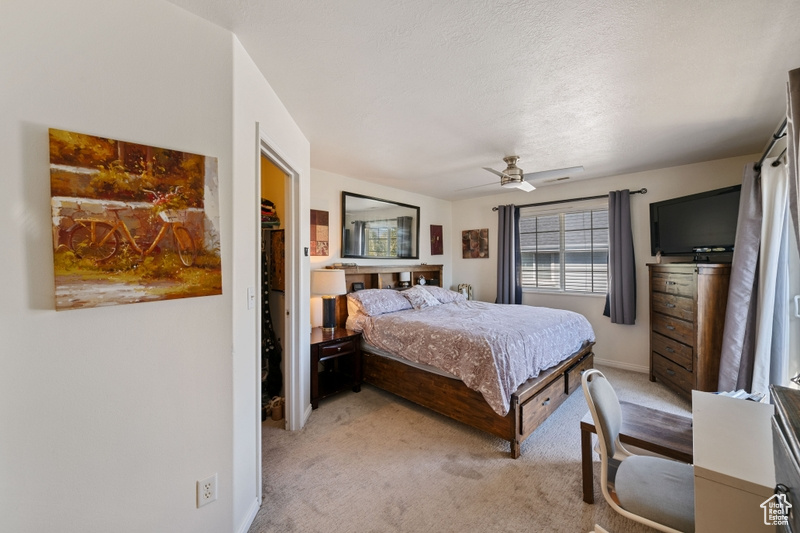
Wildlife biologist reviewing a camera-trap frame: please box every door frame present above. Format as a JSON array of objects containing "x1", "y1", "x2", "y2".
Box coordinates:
[{"x1": 255, "y1": 127, "x2": 306, "y2": 502}]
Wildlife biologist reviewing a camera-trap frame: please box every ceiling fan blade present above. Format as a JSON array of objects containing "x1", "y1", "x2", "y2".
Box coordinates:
[
  {"x1": 456, "y1": 181, "x2": 497, "y2": 191},
  {"x1": 482, "y1": 167, "x2": 510, "y2": 179},
  {"x1": 516, "y1": 181, "x2": 535, "y2": 192},
  {"x1": 523, "y1": 166, "x2": 584, "y2": 181}
]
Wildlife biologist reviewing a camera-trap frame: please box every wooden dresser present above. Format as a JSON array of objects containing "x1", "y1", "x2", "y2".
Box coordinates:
[
  {"x1": 771, "y1": 385, "x2": 800, "y2": 533},
  {"x1": 648, "y1": 263, "x2": 730, "y2": 400}
]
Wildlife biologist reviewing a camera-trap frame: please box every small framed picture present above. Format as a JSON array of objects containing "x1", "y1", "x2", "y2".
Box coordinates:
[{"x1": 351, "y1": 282, "x2": 365, "y2": 292}]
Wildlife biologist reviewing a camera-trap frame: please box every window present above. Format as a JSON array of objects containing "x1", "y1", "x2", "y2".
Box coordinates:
[
  {"x1": 365, "y1": 220, "x2": 398, "y2": 257},
  {"x1": 519, "y1": 204, "x2": 609, "y2": 294}
]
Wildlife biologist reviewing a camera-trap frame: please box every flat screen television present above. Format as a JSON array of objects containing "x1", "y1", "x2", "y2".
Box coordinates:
[{"x1": 650, "y1": 185, "x2": 741, "y2": 257}]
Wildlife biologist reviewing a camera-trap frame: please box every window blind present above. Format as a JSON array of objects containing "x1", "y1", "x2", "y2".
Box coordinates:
[{"x1": 519, "y1": 204, "x2": 609, "y2": 294}]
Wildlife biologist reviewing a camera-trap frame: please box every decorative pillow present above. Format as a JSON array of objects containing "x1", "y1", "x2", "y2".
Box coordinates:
[
  {"x1": 346, "y1": 289, "x2": 412, "y2": 317},
  {"x1": 423, "y1": 285, "x2": 466, "y2": 304},
  {"x1": 402, "y1": 285, "x2": 442, "y2": 310}
]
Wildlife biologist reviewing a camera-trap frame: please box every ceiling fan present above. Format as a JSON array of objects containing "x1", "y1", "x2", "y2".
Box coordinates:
[{"x1": 481, "y1": 156, "x2": 584, "y2": 192}]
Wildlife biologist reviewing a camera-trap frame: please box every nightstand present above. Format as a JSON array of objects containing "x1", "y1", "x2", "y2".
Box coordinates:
[{"x1": 310, "y1": 327, "x2": 362, "y2": 409}]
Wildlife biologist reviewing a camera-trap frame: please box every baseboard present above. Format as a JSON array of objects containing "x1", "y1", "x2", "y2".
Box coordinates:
[
  {"x1": 594, "y1": 357, "x2": 649, "y2": 374},
  {"x1": 303, "y1": 403, "x2": 312, "y2": 426},
  {"x1": 235, "y1": 497, "x2": 261, "y2": 533}
]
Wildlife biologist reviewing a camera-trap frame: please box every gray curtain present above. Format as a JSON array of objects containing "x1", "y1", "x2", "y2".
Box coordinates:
[
  {"x1": 718, "y1": 165, "x2": 762, "y2": 391},
  {"x1": 788, "y1": 67, "x2": 800, "y2": 251},
  {"x1": 396, "y1": 216, "x2": 412, "y2": 257},
  {"x1": 718, "y1": 67, "x2": 800, "y2": 393},
  {"x1": 496, "y1": 205, "x2": 521, "y2": 304},
  {"x1": 753, "y1": 159, "x2": 790, "y2": 393},
  {"x1": 349, "y1": 221, "x2": 366, "y2": 256},
  {"x1": 604, "y1": 190, "x2": 636, "y2": 324}
]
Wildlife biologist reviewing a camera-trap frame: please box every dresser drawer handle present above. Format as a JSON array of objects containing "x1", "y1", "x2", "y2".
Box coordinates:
[
  {"x1": 665, "y1": 303, "x2": 676, "y2": 308},
  {"x1": 337, "y1": 346, "x2": 342, "y2": 352},
  {"x1": 666, "y1": 325, "x2": 676, "y2": 331},
  {"x1": 666, "y1": 347, "x2": 675, "y2": 353},
  {"x1": 666, "y1": 368, "x2": 676, "y2": 376},
  {"x1": 666, "y1": 281, "x2": 676, "y2": 285},
  {"x1": 542, "y1": 397, "x2": 551, "y2": 406}
]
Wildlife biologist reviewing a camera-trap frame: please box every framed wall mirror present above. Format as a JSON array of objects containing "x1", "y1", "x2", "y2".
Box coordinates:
[{"x1": 341, "y1": 191, "x2": 420, "y2": 259}]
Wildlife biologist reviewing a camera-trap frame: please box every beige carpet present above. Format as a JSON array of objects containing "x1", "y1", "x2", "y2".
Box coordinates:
[{"x1": 249, "y1": 365, "x2": 691, "y2": 533}]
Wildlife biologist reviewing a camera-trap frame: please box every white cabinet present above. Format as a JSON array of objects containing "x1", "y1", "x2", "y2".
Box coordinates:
[{"x1": 693, "y1": 391, "x2": 776, "y2": 532}]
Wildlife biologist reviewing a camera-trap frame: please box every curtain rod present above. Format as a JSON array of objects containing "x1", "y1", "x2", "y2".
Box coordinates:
[
  {"x1": 491, "y1": 188, "x2": 647, "y2": 211},
  {"x1": 755, "y1": 117, "x2": 788, "y2": 170}
]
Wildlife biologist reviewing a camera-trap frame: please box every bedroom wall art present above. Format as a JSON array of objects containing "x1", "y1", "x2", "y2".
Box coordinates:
[
  {"x1": 430, "y1": 224, "x2": 443, "y2": 255},
  {"x1": 462, "y1": 228, "x2": 489, "y2": 258},
  {"x1": 310, "y1": 209, "x2": 329, "y2": 256},
  {"x1": 49, "y1": 128, "x2": 222, "y2": 311}
]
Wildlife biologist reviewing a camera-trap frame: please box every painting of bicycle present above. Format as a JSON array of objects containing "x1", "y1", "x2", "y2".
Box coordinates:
[{"x1": 50, "y1": 128, "x2": 222, "y2": 310}]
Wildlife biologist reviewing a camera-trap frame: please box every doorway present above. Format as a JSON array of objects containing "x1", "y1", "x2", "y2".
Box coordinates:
[{"x1": 259, "y1": 155, "x2": 287, "y2": 421}]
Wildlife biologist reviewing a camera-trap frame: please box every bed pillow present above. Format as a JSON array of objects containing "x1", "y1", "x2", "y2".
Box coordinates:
[
  {"x1": 345, "y1": 310, "x2": 370, "y2": 332},
  {"x1": 346, "y1": 289, "x2": 412, "y2": 317},
  {"x1": 423, "y1": 285, "x2": 466, "y2": 304},
  {"x1": 402, "y1": 285, "x2": 442, "y2": 309}
]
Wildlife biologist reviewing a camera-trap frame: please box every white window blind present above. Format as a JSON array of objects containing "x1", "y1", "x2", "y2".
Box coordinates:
[{"x1": 519, "y1": 203, "x2": 609, "y2": 294}]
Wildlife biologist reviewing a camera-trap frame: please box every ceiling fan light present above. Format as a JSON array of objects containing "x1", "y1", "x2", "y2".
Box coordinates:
[{"x1": 501, "y1": 181, "x2": 519, "y2": 188}]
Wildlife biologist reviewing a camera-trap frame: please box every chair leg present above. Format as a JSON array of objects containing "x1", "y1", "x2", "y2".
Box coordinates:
[{"x1": 582, "y1": 427, "x2": 594, "y2": 503}]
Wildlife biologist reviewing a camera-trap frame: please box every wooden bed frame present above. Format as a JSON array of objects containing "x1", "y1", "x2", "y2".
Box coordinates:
[
  {"x1": 334, "y1": 264, "x2": 595, "y2": 458},
  {"x1": 363, "y1": 342, "x2": 594, "y2": 458}
]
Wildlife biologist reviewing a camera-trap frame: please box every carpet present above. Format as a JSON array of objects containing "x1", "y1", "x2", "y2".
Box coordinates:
[{"x1": 249, "y1": 365, "x2": 691, "y2": 533}]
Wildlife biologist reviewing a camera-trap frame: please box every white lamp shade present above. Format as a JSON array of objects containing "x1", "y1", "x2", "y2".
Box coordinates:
[
  {"x1": 399, "y1": 272, "x2": 411, "y2": 282},
  {"x1": 310, "y1": 269, "x2": 347, "y2": 296}
]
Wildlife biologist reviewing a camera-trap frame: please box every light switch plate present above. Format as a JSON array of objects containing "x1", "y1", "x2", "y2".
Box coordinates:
[{"x1": 247, "y1": 287, "x2": 255, "y2": 309}]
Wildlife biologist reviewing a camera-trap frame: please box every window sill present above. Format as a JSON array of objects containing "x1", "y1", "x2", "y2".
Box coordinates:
[{"x1": 522, "y1": 289, "x2": 607, "y2": 299}]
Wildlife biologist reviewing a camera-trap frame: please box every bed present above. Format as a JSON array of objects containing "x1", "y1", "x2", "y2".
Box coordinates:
[{"x1": 338, "y1": 267, "x2": 595, "y2": 458}]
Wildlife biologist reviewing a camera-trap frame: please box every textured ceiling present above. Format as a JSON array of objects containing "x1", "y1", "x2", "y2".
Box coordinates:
[{"x1": 168, "y1": 0, "x2": 800, "y2": 200}]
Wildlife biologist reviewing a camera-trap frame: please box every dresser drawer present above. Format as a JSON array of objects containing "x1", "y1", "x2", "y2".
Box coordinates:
[
  {"x1": 318, "y1": 339, "x2": 356, "y2": 359},
  {"x1": 652, "y1": 313, "x2": 693, "y2": 346},
  {"x1": 652, "y1": 352, "x2": 693, "y2": 398},
  {"x1": 652, "y1": 332, "x2": 693, "y2": 370},
  {"x1": 520, "y1": 375, "x2": 565, "y2": 435},
  {"x1": 651, "y1": 272, "x2": 694, "y2": 298},
  {"x1": 651, "y1": 291, "x2": 694, "y2": 322}
]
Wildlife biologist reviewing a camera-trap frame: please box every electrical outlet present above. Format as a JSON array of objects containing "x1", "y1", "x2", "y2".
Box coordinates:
[{"x1": 197, "y1": 474, "x2": 218, "y2": 508}]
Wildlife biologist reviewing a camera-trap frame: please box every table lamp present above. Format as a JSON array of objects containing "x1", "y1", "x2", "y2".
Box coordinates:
[
  {"x1": 398, "y1": 271, "x2": 411, "y2": 288},
  {"x1": 311, "y1": 269, "x2": 347, "y2": 332}
]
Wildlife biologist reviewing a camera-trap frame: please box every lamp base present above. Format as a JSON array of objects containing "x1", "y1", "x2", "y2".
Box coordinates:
[{"x1": 321, "y1": 296, "x2": 337, "y2": 332}]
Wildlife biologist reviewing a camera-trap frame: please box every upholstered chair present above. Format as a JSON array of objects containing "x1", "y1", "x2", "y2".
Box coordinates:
[{"x1": 582, "y1": 369, "x2": 695, "y2": 533}]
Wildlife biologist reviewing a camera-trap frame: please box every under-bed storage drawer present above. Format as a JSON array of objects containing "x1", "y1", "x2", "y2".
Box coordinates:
[
  {"x1": 520, "y1": 375, "x2": 566, "y2": 435},
  {"x1": 565, "y1": 353, "x2": 594, "y2": 395}
]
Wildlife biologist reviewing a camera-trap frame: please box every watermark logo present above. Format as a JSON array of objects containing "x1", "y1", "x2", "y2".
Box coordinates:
[{"x1": 761, "y1": 493, "x2": 792, "y2": 526}]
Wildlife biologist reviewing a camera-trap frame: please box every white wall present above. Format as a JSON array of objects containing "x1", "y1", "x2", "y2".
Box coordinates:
[
  {"x1": 0, "y1": 1, "x2": 233, "y2": 531},
  {"x1": 309, "y1": 169, "x2": 453, "y2": 325},
  {"x1": 231, "y1": 38, "x2": 310, "y2": 531},
  {"x1": 451, "y1": 155, "x2": 755, "y2": 371}
]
